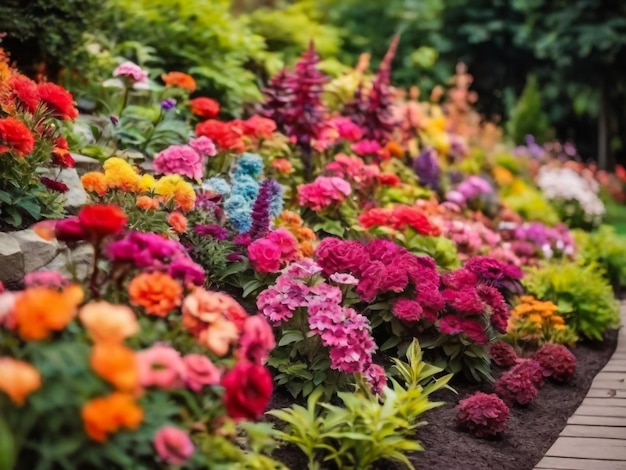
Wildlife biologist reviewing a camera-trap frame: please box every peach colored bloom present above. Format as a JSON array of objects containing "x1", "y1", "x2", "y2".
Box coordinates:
[
  {"x1": 79, "y1": 301, "x2": 139, "y2": 344},
  {"x1": 137, "y1": 344, "x2": 186, "y2": 389},
  {"x1": 128, "y1": 272, "x2": 182, "y2": 317},
  {"x1": 197, "y1": 317, "x2": 239, "y2": 356},
  {"x1": 136, "y1": 195, "x2": 160, "y2": 210},
  {"x1": 167, "y1": 211, "x2": 188, "y2": 233},
  {"x1": 183, "y1": 354, "x2": 221, "y2": 391},
  {"x1": 82, "y1": 392, "x2": 143, "y2": 442},
  {"x1": 0, "y1": 358, "x2": 41, "y2": 405},
  {"x1": 271, "y1": 158, "x2": 293, "y2": 175},
  {"x1": 90, "y1": 343, "x2": 139, "y2": 392},
  {"x1": 14, "y1": 285, "x2": 83, "y2": 340}
]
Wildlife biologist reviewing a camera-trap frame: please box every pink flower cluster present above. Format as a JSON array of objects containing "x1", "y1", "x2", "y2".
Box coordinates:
[
  {"x1": 533, "y1": 344, "x2": 576, "y2": 383},
  {"x1": 440, "y1": 219, "x2": 500, "y2": 259},
  {"x1": 351, "y1": 139, "x2": 382, "y2": 156},
  {"x1": 113, "y1": 61, "x2": 148, "y2": 84},
  {"x1": 153, "y1": 139, "x2": 215, "y2": 181},
  {"x1": 154, "y1": 426, "x2": 195, "y2": 465},
  {"x1": 494, "y1": 359, "x2": 545, "y2": 406},
  {"x1": 315, "y1": 117, "x2": 363, "y2": 150},
  {"x1": 257, "y1": 260, "x2": 384, "y2": 392},
  {"x1": 324, "y1": 154, "x2": 380, "y2": 193},
  {"x1": 24, "y1": 270, "x2": 69, "y2": 289},
  {"x1": 297, "y1": 176, "x2": 352, "y2": 211},
  {"x1": 247, "y1": 228, "x2": 300, "y2": 273},
  {"x1": 456, "y1": 392, "x2": 510, "y2": 438}
]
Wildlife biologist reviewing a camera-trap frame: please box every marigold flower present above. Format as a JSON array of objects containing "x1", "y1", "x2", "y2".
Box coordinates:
[
  {"x1": 0, "y1": 116, "x2": 34, "y2": 156},
  {"x1": 79, "y1": 301, "x2": 139, "y2": 344},
  {"x1": 90, "y1": 343, "x2": 139, "y2": 391},
  {"x1": 14, "y1": 285, "x2": 83, "y2": 340},
  {"x1": 81, "y1": 172, "x2": 108, "y2": 196},
  {"x1": 167, "y1": 211, "x2": 188, "y2": 233},
  {"x1": 129, "y1": 272, "x2": 182, "y2": 317},
  {"x1": 154, "y1": 174, "x2": 196, "y2": 211},
  {"x1": 82, "y1": 392, "x2": 143, "y2": 442},
  {"x1": 190, "y1": 97, "x2": 220, "y2": 119},
  {"x1": 139, "y1": 174, "x2": 156, "y2": 192},
  {"x1": 103, "y1": 157, "x2": 141, "y2": 192},
  {"x1": 136, "y1": 195, "x2": 160, "y2": 210},
  {"x1": 270, "y1": 158, "x2": 293, "y2": 174},
  {"x1": 161, "y1": 71, "x2": 197, "y2": 92},
  {"x1": 37, "y1": 82, "x2": 78, "y2": 120},
  {"x1": 0, "y1": 358, "x2": 41, "y2": 405}
]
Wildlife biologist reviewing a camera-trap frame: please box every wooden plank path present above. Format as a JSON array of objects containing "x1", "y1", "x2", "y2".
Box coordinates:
[{"x1": 534, "y1": 304, "x2": 626, "y2": 470}]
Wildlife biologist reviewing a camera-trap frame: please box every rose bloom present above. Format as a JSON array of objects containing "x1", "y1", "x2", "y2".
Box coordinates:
[
  {"x1": 0, "y1": 116, "x2": 35, "y2": 156},
  {"x1": 271, "y1": 158, "x2": 293, "y2": 175},
  {"x1": 247, "y1": 238, "x2": 281, "y2": 273},
  {"x1": 161, "y1": 71, "x2": 197, "y2": 92},
  {"x1": 221, "y1": 361, "x2": 273, "y2": 420},
  {"x1": 168, "y1": 211, "x2": 188, "y2": 233},
  {"x1": 90, "y1": 343, "x2": 139, "y2": 392},
  {"x1": 137, "y1": 344, "x2": 186, "y2": 389},
  {"x1": 78, "y1": 204, "x2": 128, "y2": 239},
  {"x1": 183, "y1": 354, "x2": 221, "y2": 391},
  {"x1": 37, "y1": 82, "x2": 78, "y2": 120},
  {"x1": 128, "y1": 272, "x2": 182, "y2": 317},
  {"x1": 79, "y1": 301, "x2": 139, "y2": 344},
  {"x1": 14, "y1": 285, "x2": 83, "y2": 340},
  {"x1": 82, "y1": 392, "x2": 143, "y2": 443},
  {"x1": 190, "y1": 97, "x2": 220, "y2": 119},
  {"x1": 0, "y1": 358, "x2": 41, "y2": 406},
  {"x1": 154, "y1": 426, "x2": 195, "y2": 465}
]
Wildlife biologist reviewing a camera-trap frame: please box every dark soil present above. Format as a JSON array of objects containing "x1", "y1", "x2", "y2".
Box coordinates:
[{"x1": 269, "y1": 329, "x2": 619, "y2": 470}]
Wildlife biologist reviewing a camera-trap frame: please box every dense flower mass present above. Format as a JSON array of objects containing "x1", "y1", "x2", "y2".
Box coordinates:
[
  {"x1": 153, "y1": 144, "x2": 206, "y2": 180},
  {"x1": 297, "y1": 176, "x2": 352, "y2": 211},
  {"x1": 533, "y1": 344, "x2": 576, "y2": 382},
  {"x1": 457, "y1": 392, "x2": 510, "y2": 438},
  {"x1": 37, "y1": 82, "x2": 78, "y2": 120},
  {"x1": 0, "y1": 116, "x2": 34, "y2": 156}
]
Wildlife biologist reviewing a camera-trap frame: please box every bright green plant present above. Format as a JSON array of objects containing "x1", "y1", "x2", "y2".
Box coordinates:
[
  {"x1": 574, "y1": 225, "x2": 626, "y2": 289},
  {"x1": 523, "y1": 261, "x2": 620, "y2": 340},
  {"x1": 502, "y1": 185, "x2": 560, "y2": 226},
  {"x1": 268, "y1": 339, "x2": 453, "y2": 470}
]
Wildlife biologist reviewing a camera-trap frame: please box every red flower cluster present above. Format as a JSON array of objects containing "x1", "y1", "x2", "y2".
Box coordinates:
[
  {"x1": 0, "y1": 116, "x2": 34, "y2": 156},
  {"x1": 533, "y1": 344, "x2": 576, "y2": 383},
  {"x1": 489, "y1": 341, "x2": 518, "y2": 368},
  {"x1": 457, "y1": 392, "x2": 510, "y2": 438},
  {"x1": 55, "y1": 204, "x2": 128, "y2": 243},
  {"x1": 359, "y1": 205, "x2": 441, "y2": 236},
  {"x1": 221, "y1": 361, "x2": 273, "y2": 421},
  {"x1": 190, "y1": 97, "x2": 220, "y2": 119},
  {"x1": 37, "y1": 82, "x2": 78, "y2": 120},
  {"x1": 51, "y1": 137, "x2": 75, "y2": 168},
  {"x1": 40, "y1": 176, "x2": 69, "y2": 193},
  {"x1": 494, "y1": 359, "x2": 544, "y2": 406},
  {"x1": 195, "y1": 119, "x2": 244, "y2": 152},
  {"x1": 8, "y1": 74, "x2": 40, "y2": 113}
]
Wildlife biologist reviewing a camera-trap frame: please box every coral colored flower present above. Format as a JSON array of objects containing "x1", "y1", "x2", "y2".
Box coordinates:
[
  {"x1": 40, "y1": 176, "x2": 69, "y2": 193},
  {"x1": 154, "y1": 426, "x2": 195, "y2": 465},
  {"x1": 82, "y1": 392, "x2": 143, "y2": 442},
  {"x1": 240, "y1": 115, "x2": 276, "y2": 139},
  {"x1": 24, "y1": 270, "x2": 69, "y2": 289},
  {"x1": 153, "y1": 144, "x2": 205, "y2": 180},
  {"x1": 137, "y1": 344, "x2": 186, "y2": 389},
  {"x1": 271, "y1": 158, "x2": 294, "y2": 174},
  {"x1": 167, "y1": 211, "x2": 188, "y2": 233},
  {"x1": 0, "y1": 116, "x2": 34, "y2": 156},
  {"x1": 195, "y1": 119, "x2": 244, "y2": 152},
  {"x1": 113, "y1": 61, "x2": 148, "y2": 84},
  {"x1": 183, "y1": 354, "x2": 221, "y2": 391},
  {"x1": 128, "y1": 272, "x2": 182, "y2": 317},
  {"x1": 37, "y1": 82, "x2": 78, "y2": 120},
  {"x1": 136, "y1": 195, "x2": 160, "y2": 210},
  {"x1": 0, "y1": 358, "x2": 41, "y2": 405},
  {"x1": 161, "y1": 71, "x2": 196, "y2": 92},
  {"x1": 238, "y1": 315, "x2": 275, "y2": 365},
  {"x1": 78, "y1": 204, "x2": 128, "y2": 239},
  {"x1": 222, "y1": 361, "x2": 273, "y2": 420},
  {"x1": 14, "y1": 285, "x2": 83, "y2": 340},
  {"x1": 190, "y1": 97, "x2": 220, "y2": 119},
  {"x1": 359, "y1": 208, "x2": 390, "y2": 229},
  {"x1": 91, "y1": 343, "x2": 139, "y2": 391},
  {"x1": 86, "y1": 170, "x2": 106, "y2": 197},
  {"x1": 8, "y1": 74, "x2": 40, "y2": 113},
  {"x1": 79, "y1": 301, "x2": 139, "y2": 344}
]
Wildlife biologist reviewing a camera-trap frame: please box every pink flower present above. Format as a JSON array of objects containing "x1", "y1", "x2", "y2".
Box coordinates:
[
  {"x1": 329, "y1": 273, "x2": 359, "y2": 285},
  {"x1": 24, "y1": 271, "x2": 69, "y2": 289},
  {"x1": 153, "y1": 144, "x2": 205, "y2": 180},
  {"x1": 330, "y1": 117, "x2": 363, "y2": 141},
  {"x1": 351, "y1": 139, "x2": 381, "y2": 156},
  {"x1": 154, "y1": 426, "x2": 194, "y2": 465},
  {"x1": 113, "y1": 61, "x2": 148, "y2": 83},
  {"x1": 438, "y1": 315, "x2": 463, "y2": 335},
  {"x1": 297, "y1": 176, "x2": 352, "y2": 211},
  {"x1": 392, "y1": 298, "x2": 424, "y2": 322},
  {"x1": 238, "y1": 315, "x2": 276, "y2": 365},
  {"x1": 364, "y1": 363, "x2": 387, "y2": 394},
  {"x1": 189, "y1": 136, "x2": 217, "y2": 157},
  {"x1": 267, "y1": 229, "x2": 299, "y2": 262},
  {"x1": 183, "y1": 354, "x2": 221, "y2": 391},
  {"x1": 248, "y1": 238, "x2": 282, "y2": 273},
  {"x1": 137, "y1": 344, "x2": 186, "y2": 389}
]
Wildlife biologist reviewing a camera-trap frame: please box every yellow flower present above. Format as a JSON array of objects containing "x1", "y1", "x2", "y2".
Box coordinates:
[
  {"x1": 154, "y1": 175, "x2": 196, "y2": 212},
  {"x1": 139, "y1": 174, "x2": 156, "y2": 192},
  {"x1": 103, "y1": 157, "x2": 141, "y2": 192},
  {"x1": 493, "y1": 166, "x2": 514, "y2": 186}
]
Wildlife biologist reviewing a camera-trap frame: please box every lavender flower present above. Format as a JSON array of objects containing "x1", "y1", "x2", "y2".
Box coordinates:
[
  {"x1": 414, "y1": 148, "x2": 441, "y2": 190},
  {"x1": 161, "y1": 98, "x2": 177, "y2": 111}
]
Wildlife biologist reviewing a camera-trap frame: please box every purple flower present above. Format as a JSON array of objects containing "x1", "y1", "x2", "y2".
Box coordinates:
[
  {"x1": 161, "y1": 98, "x2": 177, "y2": 111},
  {"x1": 194, "y1": 224, "x2": 229, "y2": 240},
  {"x1": 167, "y1": 257, "x2": 205, "y2": 286},
  {"x1": 413, "y1": 148, "x2": 440, "y2": 190}
]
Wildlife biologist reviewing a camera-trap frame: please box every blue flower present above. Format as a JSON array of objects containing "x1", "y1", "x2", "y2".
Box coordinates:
[
  {"x1": 228, "y1": 208, "x2": 252, "y2": 232},
  {"x1": 202, "y1": 177, "x2": 231, "y2": 195},
  {"x1": 231, "y1": 175, "x2": 259, "y2": 203},
  {"x1": 269, "y1": 181, "x2": 284, "y2": 217},
  {"x1": 234, "y1": 153, "x2": 264, "y2": 179}
]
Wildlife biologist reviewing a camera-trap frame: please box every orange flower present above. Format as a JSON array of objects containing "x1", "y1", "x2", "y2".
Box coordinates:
[
  {"x1": 161, "y1": 72, "x2": 197, "y2": 92},
  {"x1": 300, "y1": 240, "x2": 314, "y2": 257},
  {"x1": 271, "y1": 158, "x2": 294, "y2": 175},
  {"x1": 14, "y1": 285, "x2": 83, "y2": 340},
  {"x1": 90, "y1": 343, "x2": 139, "y2": 391},
  {"x1": 167, "y1": 211, "x2": 188, "y2": 233},
  {"x1": 128, "y1": 272, "x2": 182, "y2": 317},
  {"x1": 0, "y1": 358, "x2": 41, "y2": 405},
  {"x1": 385, "y1": 141, "x2": 404, "y2": 158},
  {"x1": 79, "y1": 301, "x2": 139, "y2": 344},
  {"x1": 136, "y1": 195, "x2": 160, "y2": 210},
  {"x1": 81, "y1": 172, "x2": 108, "y2": 196},
  {"x1": 82, "y1": 392, "x2": 143, "y2": 442}
]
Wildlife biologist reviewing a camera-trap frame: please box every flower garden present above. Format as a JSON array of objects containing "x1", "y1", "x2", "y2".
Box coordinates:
[{"x1": 1, "y1": 8, "x2": 626, "y2": 469}]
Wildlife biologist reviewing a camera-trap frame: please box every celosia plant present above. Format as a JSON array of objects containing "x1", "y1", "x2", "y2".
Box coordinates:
[
  {"x1": 489, "y1": 341, "x2": 519, "y2": 368},
  {"x1": 494, "y1": 360, "x2": 544, "y2": 406},
  {"x1": 533, "y1": 344, "x2": 576, "y2": 383},
  {"x1": 456, "y1": 392, "x2": 510, "y2": 438}
]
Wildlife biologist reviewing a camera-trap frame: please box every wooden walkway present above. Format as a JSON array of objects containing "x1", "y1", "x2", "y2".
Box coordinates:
[{"x1": 535, "y1": 305, "x2": 626, "y2": 470}]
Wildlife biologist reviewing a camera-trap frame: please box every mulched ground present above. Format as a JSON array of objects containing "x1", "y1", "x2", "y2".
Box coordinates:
[{"x1": 269, "y1": 329, "x2": 618, "y2": 470}]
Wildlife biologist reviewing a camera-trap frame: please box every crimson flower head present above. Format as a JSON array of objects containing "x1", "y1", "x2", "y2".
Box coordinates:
[
  {"x1": 55, "y1": 217, "x2": 88, "y2": 243},
  {"x1": 8, "y1": 74, "x2": 40, "y2": 113},
  {"x1": 78, "y1": 204, "x2": 128, "y2": 240},
  {"x1": 37, "y1": 82, "x2": 78, "y2": 120},
  {"x1": 40, "y1": 176, "x2": 69, "y2": 193},
  {"x1": 190, "y1": 97, "x2": 220, "y2": 119},
  {"x1": 0, "y1": 117, "x2": 35, "y2": 156},
  {"x1": 221, "y1": 361, "x2": 273, "y2": 420}
]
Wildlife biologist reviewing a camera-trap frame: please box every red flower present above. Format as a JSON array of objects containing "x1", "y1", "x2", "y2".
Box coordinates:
[
  {"x1": 55, "y1": 218, "x2": 88, "y2": 243},
  {"x1": 51, "y1": 147, "x2": 75, "y2": 168},
  {"x1": 221, "y1": 361, "x2": 273, "y2": 420},
  {"x1": 389, "y1": 205, "x2": 441, "y2": 236},
  {"x1": 240, "y1": 116, "x2": 276, "y2": 139},
  {"x1": 78, "y1": 204, "x2": 128, "y2": 239},
  {"x1": 0, "y1": 117, "x2": 35, "y2": 156},
  {"x1": 190, "y1": 97, "x2": 220, "y2": 119},
  {"x1": 8, "y1": 74, "x2": 40, "y2": 113},
  {"x1": 195, "y1": 120, "x2": 244, "y2": 152},
  {"x1": 37, "y1": 83, "x2": 78, "y2": 120},
  {"x1": 358, "y1": 208, "x2": 390, "y2": 229},
  {"x1": 55, "y1": 137, "x2": 69, "y2": 150},
  {"x1": 379, "y1": 173, "x2": 401, "y2": 187},
  {"x1": 40, "y1": 176, "x2": 69, "y2": 193}
]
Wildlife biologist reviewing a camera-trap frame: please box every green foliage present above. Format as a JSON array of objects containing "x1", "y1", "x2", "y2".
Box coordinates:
[
  {"x1": 506, "y1": 75, "x2": 550, "y2": 144},
  {"x1": 574, "y1": 225, "x2": 626, "y2": 289},
  {"x1": 523, "y1": 261, "x2": 621, "y2": 340},
  {"x1": 502, "y1": 186, "x2": 560, "y2": 225},
  {"x1": 268, "y1": 340, "x2": 453, "y2": 470}
]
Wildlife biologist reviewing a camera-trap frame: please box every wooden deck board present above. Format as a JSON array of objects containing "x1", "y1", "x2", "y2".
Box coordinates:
[
  {"x1": 536, "y1": 456, "x2": 626, "y2": 469},
  {"x1": 559, "y1": 425, "x2": 626, "y2": 439}
]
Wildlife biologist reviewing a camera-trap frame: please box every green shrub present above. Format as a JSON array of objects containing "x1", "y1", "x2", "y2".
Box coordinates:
[
  {"x1": 574, "y1": 225, "x2": 626, "y2": 289},
  {"x1": 523, "y1": 261, "x2": 620, "y2": 340},
  {"x1": 502, "y1": 186, "x2": 560, "y2": 226},
  {"x1": 506, "y1": 75, "x2": 551, "y2": 145}
]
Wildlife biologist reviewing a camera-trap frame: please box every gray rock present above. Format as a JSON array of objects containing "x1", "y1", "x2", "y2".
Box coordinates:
[
  {"x1": 11, "y1": 229, "x2": 59, "y2": 273},
  {"x1": 44, "y1": 244, "x2": 94, "y2": 282},
  {"x1": 41, "y1": 168, "x2": 88, "y2": 209},
  {"x1": 71, "y1": 153, "x2": 102, "y2": 174},
  {"x1": 0, "y1": 233, "x2": 24, "y2": 284}
]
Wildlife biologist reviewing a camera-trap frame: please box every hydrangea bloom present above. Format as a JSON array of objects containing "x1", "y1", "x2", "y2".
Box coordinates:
[
  {"x1": 202, "y1": 177, "x2": 231, "y2": 195},
  {"x1": 153, "y1": 144, "x2": 205, "y2": 180}
]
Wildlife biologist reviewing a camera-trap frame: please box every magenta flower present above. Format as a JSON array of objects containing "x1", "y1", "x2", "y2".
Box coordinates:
[
  {"x1": 189, "y1": 136, "x2": 217, "y2": 157},
  {"x1": 237, "y1": 315, "x2": 276, "y2": 365}
]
